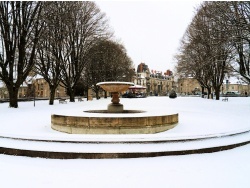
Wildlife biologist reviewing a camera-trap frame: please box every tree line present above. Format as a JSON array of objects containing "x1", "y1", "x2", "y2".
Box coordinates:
[
  {"x1": 175, "y1": 1, "x2": 250, "y2": 100},
  {"x1": 0, "y1": 1, "x2": 133, "y2": 107}
]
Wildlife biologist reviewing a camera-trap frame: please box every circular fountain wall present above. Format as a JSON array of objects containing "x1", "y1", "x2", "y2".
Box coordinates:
[{"x1": 51, "y1": 113, "x2": 178, "y2": 134}]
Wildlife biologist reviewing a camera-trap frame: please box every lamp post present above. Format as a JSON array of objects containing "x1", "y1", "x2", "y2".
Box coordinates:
[
  {"x1": 33, "y1": 84, "x2": 36, "y2": 107},
  {"x1": 31, "y1": 78, "x2": 37, "y2": 107}
]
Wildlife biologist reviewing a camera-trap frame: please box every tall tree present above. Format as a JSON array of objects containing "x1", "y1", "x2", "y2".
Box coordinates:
[
  {"x1": 176, "y1": 2, "x2": 233, "y2": 100},
  {"x1": 35, "y1": 2, "x2": 65, "y2": 105},
  {"x1": 84, "y1": 39, "x2": 134, "y2": 99},
  {"x1": 54, "y1": 2, "x2": 110, "y2": 102},
  {"x1": 226, "y1": 2, "x2": 250, "y2": 83},
  {"x1": 0, "y1": 1, "x2": 43, "y2": 108},
  {"x1": 201, "y1": 2, "x2": 233, "y2": 100}
]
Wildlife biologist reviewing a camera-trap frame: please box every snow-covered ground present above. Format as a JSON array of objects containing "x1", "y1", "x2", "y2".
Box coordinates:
[{"x1": 0, "y1": 96, "x2": 250, "y2": 187}]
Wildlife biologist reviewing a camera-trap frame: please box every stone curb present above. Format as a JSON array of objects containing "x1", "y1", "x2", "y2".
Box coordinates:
[
  {"x1": 0, "y1": 140, "x2": 250, "y2": 159},
  {"x1": 1, "y1": 129, "x2": 250, "y2": 159}
]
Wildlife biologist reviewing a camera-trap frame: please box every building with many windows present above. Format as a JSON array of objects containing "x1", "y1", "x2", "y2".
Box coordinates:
[
  {"x1": 0, "y1": 78, "x2": 67, "y2": 100},
  {"x1": 133, "y1": 63, "x2": 175, "y2": 96},
  {"x1": 177, "y1": 77, "x2": 201, "y2": 95},
  {"x1": 222, "y1": 77, "x2": 249, "y2": 96},
  {"x1": 34, "y1": 78, "x2": 66, "y2": 98}
]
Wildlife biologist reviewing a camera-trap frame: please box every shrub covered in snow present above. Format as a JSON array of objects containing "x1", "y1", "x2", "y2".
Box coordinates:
[{"x1": 169, "y1": 89, "x2": 177, "y2": 99}]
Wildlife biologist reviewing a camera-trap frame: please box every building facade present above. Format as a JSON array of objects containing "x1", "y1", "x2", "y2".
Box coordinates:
[
  {"x1": 33, "y1": 78, "x2": 67, "y2": 98},
  {"x1": 0, "y1": 78, "x2": 67, "y2": 99},
  {"x1": 133, "y1": 63, "x2": 175, "y2": 96},
  {"x1": 177, "y1": 77, "x2": 201, "y2": 95}
]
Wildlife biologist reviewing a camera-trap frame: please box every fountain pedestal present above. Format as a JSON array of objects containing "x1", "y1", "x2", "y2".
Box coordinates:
[
  {"x1": 108, "y1": 92, "x2": 123, "y2": 113},
  {"x1": 108, "y1": 103, "x2": 123, "y2": 113}
]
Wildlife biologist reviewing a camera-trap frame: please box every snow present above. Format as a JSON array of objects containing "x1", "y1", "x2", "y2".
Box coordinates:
[
  {"x1": 0, "y1": 96, "x2": 250, "y2": 187},
  {"x1": 96, "y1": 81, "x2": 134, "y2": 86}
]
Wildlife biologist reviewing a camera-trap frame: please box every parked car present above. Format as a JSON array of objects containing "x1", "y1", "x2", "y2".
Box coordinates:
[{"x1": 223, "y1": 91, "x2": 241, "y2": 97}]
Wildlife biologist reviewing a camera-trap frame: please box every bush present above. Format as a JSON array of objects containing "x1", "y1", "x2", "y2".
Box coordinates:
[{"x1": 169, "y1": 90, "x2": 177, "y2": 99}]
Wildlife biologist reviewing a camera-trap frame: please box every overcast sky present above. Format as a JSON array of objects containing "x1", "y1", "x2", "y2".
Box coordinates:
[{"x1": 96, "y1": 0, "x2": 203, "y2": 73}]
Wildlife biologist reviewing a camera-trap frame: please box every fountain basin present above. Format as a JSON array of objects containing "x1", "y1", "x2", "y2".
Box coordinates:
[
  {"x1": 51, "y1": 113, "x2": 178, "y2": 134},
  {"x1": 51, "y1": 81, "x2": 179, "y2": 134}
]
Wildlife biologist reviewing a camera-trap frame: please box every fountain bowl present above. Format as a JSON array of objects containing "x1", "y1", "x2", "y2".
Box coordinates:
[
  {"x1": 97, "y1": 81, "x2": 134, "y2": 113},
  {"x1": 96, "y1": 81, "x2": 134, "y2": 92}
]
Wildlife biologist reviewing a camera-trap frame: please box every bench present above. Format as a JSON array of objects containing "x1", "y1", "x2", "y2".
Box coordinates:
[
  {"x1": 59, "y1": 99, "x2": 67, "y2": 104},
  {"x1": 222, "y1": 97, "x2": 228, "y2": 102},
  {"x1": 78, "y1": 97, "x2": 84, "y2": 102}
]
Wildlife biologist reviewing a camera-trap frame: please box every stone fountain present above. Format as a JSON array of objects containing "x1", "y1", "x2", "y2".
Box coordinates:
[
  {"x1": 51, "y1": 81, "x2": 178, "y2": 134},
  {"x1": 96, "y1": 81, "x2": 134, "y2": 113}
]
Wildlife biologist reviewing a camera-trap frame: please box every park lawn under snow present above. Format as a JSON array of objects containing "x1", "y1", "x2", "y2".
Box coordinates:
[
  {"x1": 0, "y1": 96, "x2": 250, "y2": 188},
  {"x1": 0, "y1": 96, "x2": 249, "y2": 140}
]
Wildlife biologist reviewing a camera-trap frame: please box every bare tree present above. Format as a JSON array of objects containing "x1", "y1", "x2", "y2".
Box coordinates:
[
  {"x1": 202, "y1": 2, "x2": 233, "y2": 99},
  {"x1": 54, "y1": 2, "x2": 110, "y2": 102},
  {"x1": 228, "y1": 2, "x2": 250, "y2": 83},
  {"x1": 201, "y1": 1, "x2": 250, "y2": 83},
  {"x1": 0, "y1": 2, "x2": 43, "y2": 108},
  {"x1": 35, "y1": 2, "x2": 65, "y2": 105},
  {"x1": 84, "y1": 39, "x2": 134, "y2": 99},
  {"x1": 176, "y1": 10, "x2": 215, "y2": 98},
  {"x1": 176, "y1": 2, "x2": 233, "y2": 100}
]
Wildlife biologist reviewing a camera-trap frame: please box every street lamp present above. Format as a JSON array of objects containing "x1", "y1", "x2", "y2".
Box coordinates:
[{"x1": 33, "y1": 84, "x2": 36, "y2": 107}]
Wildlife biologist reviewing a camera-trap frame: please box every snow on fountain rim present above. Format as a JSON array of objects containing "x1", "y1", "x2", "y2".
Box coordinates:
[{"x1": 96, "y1": 81, "x2": 134, "y2": 86}]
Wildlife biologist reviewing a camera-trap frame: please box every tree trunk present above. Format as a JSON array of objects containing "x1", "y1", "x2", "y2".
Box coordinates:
[
  {"x1": 68, "y1": 88, "x2": 75, "y2": 102},
  {"x1": 201, "y1": 86, "x2": 205, "y2": 98},
  {"x1": 87, "y1": 89, "x2": 89, "y2": 101},
  {"x1": 207, "y1": 87, "x2": 211, "y2": 99},
  {"x1": 49, "y1": 87, "x2": 56, "y2": 105},
  {"x1": 95, "y1": 88, "x2": 100, "y2": 100},
  {"x1": 215, "y1": 88, "x2": 220, "y2": 100},
  {"x1": 8, "y1": 86, "x2": 19, "y2": 108}
]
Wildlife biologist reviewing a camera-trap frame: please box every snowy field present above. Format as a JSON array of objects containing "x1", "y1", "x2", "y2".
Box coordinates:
[{"x1": 0, "y1": 96, "x2": 250, "y2": 187}]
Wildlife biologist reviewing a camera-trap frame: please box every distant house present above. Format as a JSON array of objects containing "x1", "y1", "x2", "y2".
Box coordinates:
[
  {"x1": 222, "y1": 77, "x2": 249, "y2": 96},
  {"x1": 33, "y1": 78, "x2": 67, "y2": 98},
  {"x1": 176, "y1": 76, "x2": 250, "y2": 96},
  {"x1": 177, "y1": 77, "x2": 201, "y2": 95},
  {"x1": 134, "y1": 62, "x2": 175, "y2": 96},
  {"x1": 0, "y1": 78, "x2": 67, "y2": 99}
]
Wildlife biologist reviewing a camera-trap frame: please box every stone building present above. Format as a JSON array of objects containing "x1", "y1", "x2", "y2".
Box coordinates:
[
  {"x1": 177, "y1": 76, "x2": 250, "y2": 96},
  {"x1": 133, "y1": 63, "x2": 175, "y2": 96},
  {"x1": 148, "y1": 71, "x2": 174, "y2": 96},
  {"x1": 0, "y1": 82, "x2": 30, "y2": 99},
  {"x1": 222, "y1": 77, "x2": 249, "y2": 96},
  {"x1": 177, "y1": 77, "x2": 201, "y2": 95},
  {"x1": 34, "y1": 78, "x2": 66, "y2": 98},
  {"x1": 0, "y1": 78, "x2": 67, "y2": 99}
]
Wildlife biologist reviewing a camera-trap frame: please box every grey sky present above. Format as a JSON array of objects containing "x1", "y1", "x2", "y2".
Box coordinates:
[{"x1": 96, "y1": 0, "x2": 202, "y2": 73}]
